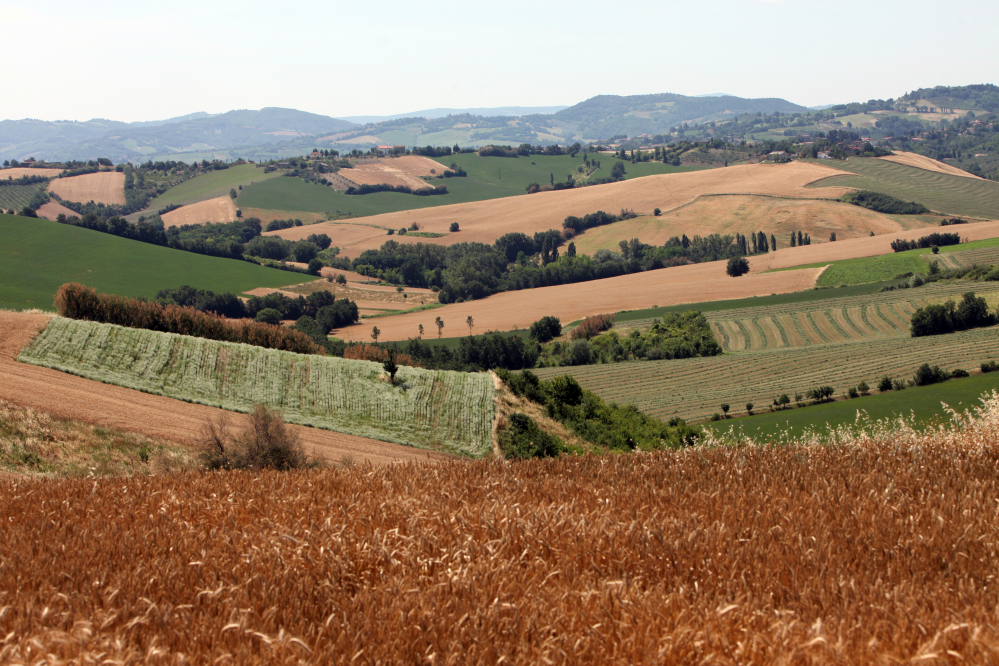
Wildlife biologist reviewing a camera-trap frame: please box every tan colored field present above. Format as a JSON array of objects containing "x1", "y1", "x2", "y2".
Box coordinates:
[
  {"x1": 755, "y1": 219, "x2": 999, "y2": 271},
  {"x1": 879, "y1": 151, "x2": 983, "y2": 180},
  {"x1": 331, "y1": 261, "x2": 825, "y2": 341},
  {"x1": 0, "y1": 167, "x2": 62, "y2": 180},
  {"x1": 34, "y1": 201, "x2": 80, "y2": 221},
  {"x1": 48, "y1": 171, "x2": 126, "y2": 205},
  {"x1": 571, "y1": 194, "x2": 927, "y2": 255},
  {"x1": 268, "y1": 162, "x2": 850, "y2": 257},
  {"x1": 340, "y1": 155, "x2": 446, "y2": 190},
  {"x1": 160, "y1": 196, "x2": 238, "y2": 228},
  {"x1": 0, "y1": 311, "x2": 444, "y2": 466}
]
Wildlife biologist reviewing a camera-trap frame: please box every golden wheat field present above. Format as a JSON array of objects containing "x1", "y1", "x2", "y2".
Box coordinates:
[
  {"x1": 47, "y1": 172, "x2": 127, "y2": 205},
  {"x1": 3, "y1": 398, "x2": 999, "y2": 663},
  {"x1": 879, "y1": 151, "x2": 983, "y2": 180},
  {"x1": 34, "y1": 201, "x2": 81, "y2": 221},
  {"x1": 331, "y1": 263, "x2": 824, "y2": 341},
  {"x1": 161, "y1": 196, "x2": 238, "y2": 228},
  {"x1": 571, "y1": 194, "x2": 930, "y2": 255},
  {"x1": 267, "y1": 162, "x2": 850, "y2": 257},
  {"x1": 0, "y1": 167, "x2": 63, "y2": 180}
]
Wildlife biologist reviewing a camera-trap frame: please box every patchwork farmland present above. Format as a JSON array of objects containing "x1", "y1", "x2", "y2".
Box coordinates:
[{"x1": 20, "y1": 318, "x2": 495, "y2": 456}]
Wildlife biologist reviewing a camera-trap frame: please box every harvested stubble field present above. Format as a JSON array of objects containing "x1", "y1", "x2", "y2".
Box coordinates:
[
  {"x1": 878, "y1": 150, "x2": 983, "y2": 180},
  {"x1": 0, "y1": 312, "x2": 435, "y2": 466},
  {"x1": 704, "y1": 282, "x2": 996, "y2": 351},
  {"x1": 35, "y1": 201, "x2": 82, "y2": 221},
  {"x1": 755, "y1": 219, "x2": 999, "y2": 272},
  {"x1": 330, "y1": 262, "x2": 825, "y2": 342},
  {"x1": 268, "y1": 162, "x2": 849, "y2": 257},
  {"x1": 340, "y1": 155, "x2": 449, "y2": 190},
  {"x1": 934, "y1": 244, "x2": 999, "y2": 269},
  {"x1": 48, "y1": 171, "x2": 126, "y2": 205},
  {"x1": 160, "y1": 196, "x2": 238, "y2": 228},
  {"x1": 0, "y1": 167, "x2": 62, "y2": 180},
  {"x1": 19, "y1": 317, "x2": 494, "y2": 456},
  {"x1": 807, "y1": 157, "x2": 999, "y2": 220},
  {"x1": 4, "y1": 408, "x2": 999, "y2": 662},
  {"x1": 534, "y1": 325, "x2": 999, "y2": 422},
  {"x1": 572, "y1": 194, "x2": 924, "y2": 255}
]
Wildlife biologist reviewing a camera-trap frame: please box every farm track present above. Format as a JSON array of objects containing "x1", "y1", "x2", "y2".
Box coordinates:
[
  {"x1": 536, "y1": 326, "x2": 999, "y2": 422},
  {"x1": 0, "y1": 312, "x2": 445, "y2": 466}
]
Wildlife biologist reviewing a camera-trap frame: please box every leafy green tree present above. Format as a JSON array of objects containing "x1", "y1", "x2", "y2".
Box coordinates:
[
  {"x1": 307, "y1": 258, "x2": 323, "y2": 275},
  {"x1": 382, "y1": 349, "x2": 398, "y2": 384},
  {"x1": 229, "y1": 188, "x2": 237, "y2": 199},
  {"x1": 450, "y1": 222, "x2": 460, "y2": 232},
  {"x1": 878, "y1": 376, "x2": 893, "y2": 392},
  {"x1": 336, "y1": 273, "x2": 347, "y2": 284},
  {"x1": 746, "y1": 403, "x2": 754, "y2": 416},
  {"x1": 418, "y1": 323, "x2": 424, "y2": 338},
  {"x1": 371, "y1": 326, "x2": 380, "y2": 342},
  {"x1": 466, "y1": 315, "x2": 474, "y2": 336},
  {"x1": 857, "y1": 381, "x2": 870, "y2": 396},
  {"x1": 435, "y1": 316, "x2": 444, "y2": 338},
  {"x1": 727, "y1": 256, "x2": 749, "y2": 277},
  {"x1": 720, "y1": 403, "x2": 730, "y2": 417},
  {"x1": 254, "y1": 308, "x2": 282, "y2": 325}
]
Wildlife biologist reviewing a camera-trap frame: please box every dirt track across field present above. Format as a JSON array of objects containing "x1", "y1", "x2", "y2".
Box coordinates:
[
  {"x1": 878, "y1": 151, "x2": 983, "y2": 180},
  {"x1": 330, "y1": 263, "x2": 825, "y2": 342},
  {"x1": 48, "y1": 172, "x2": 126, "y2": 205},
  {"x1": 756, "y1": 219, "x2": 999, "y2": 271},
  {"x1": 267, "y1": 162, "x2": 850, "y2": 257},
  {"x1": 161, "y1": 196, "x2": 238, "y2": 227},
  {"x1": 0, "y1": 312, "x2": 447, "y2": 466}
]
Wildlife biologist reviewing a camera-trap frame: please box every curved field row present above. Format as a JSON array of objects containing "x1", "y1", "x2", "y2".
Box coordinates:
[
  {"x1": 0, "y1": 312, "x2": 442, "y2": 466},
  {"x1": 267, "y1": 162, "x2": 848, "y2": 257},
  {"x1": 935, "y1": 245, "x2": 999, "y2": 269},
  {"x1": 19, "y1": 318, "x2": 495, "y2": 457},
  {"x1": 878, "y1": 151, "x2": 983, "y2": 180},
  {"x1": 535, "y1": 326, "x2": 999, "y2": 422},
  {"x1": 48, "y1": 172, "x2": 126, "y2": 205}
]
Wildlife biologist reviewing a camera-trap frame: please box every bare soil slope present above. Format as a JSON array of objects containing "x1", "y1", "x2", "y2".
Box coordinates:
[
  {"x1": 161, "y1": 196, "x2": 238, "y2": 228},
  {"x1": 0, "y1": 312, "x2": 445, "y2": 466},
  {"x1": 48, "y1": 172, "x2": 126, "y2": 205},
  {"x1": 755, "y1": 219, "x2": 999, "y2": 271},
  {"x1": 331, "y1": 263, "x2": 825, "y2": 341},
  {"x1": 268, "y1": 162, "x2": 848, "y2": 257},
  {"x1": 572, "y1": 194, "x2": 929, "y2": 255},
  {"x1": 879, "y1": 151, "x2": 983, "y2": 180},
  {"x1": 341, "y1": 156, "x2": 449, "y2": 190}
]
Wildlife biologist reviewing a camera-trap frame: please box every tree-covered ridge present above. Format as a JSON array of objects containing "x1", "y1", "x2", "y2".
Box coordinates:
[{"x1": 898, "y1": 85, "x2": 999, "y2": 113}]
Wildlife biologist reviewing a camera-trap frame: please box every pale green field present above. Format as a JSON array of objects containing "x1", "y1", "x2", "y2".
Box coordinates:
[
  {"x1": 20, "y1": 318, "x2": 495, "y2": 457},
  {"x1": 144, "y1": 164, "x2": 283, "y2": 210}
]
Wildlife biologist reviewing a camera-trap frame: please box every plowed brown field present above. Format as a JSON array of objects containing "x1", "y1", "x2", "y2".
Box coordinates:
[
  {"x1": 35, "y1": 201, "x2": 80, "y2": 221},
  {"x1": 330, "y1": 262, "x2": 825, "y2": 341},
  {"x1": 161, "y1": 196, "x2": 238, "y2": 227},
  {"x1": 0, "y1": 312, "x2": 445, "y2": 466},
  {"x1": 879, "y1": 151, "x2": 983, "y2": 180},
  {"x1": 754, "y1": 219, "x2": 999, "y2": 271},
  {"x1": 0, "y1": 167, "x2": 62, "y2": 180},
  {"x1": 48, "y1": 172, "x2": 126, "y2": 205},
  {"x1": 572, "y1": 194, "x2": 924, "y2": 255},
  {"x1": 340, "y1": 155, "x2": 448, "y2": 190},
  {"x1": 267, "y1": 162, "x2": 849, "y2": 257}
]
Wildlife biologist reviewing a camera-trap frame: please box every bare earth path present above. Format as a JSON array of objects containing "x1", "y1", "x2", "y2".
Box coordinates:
[{"x1": 0, "y1": 312, "x2": 446, "y2": 466}]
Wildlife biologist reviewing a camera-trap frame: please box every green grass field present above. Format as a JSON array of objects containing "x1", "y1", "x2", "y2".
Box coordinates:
[
  {"x1": 20, "y1": 318, "x2": 495, "y2": 456},
  {"x1": 704, "y1": 371, "x2": 999, "y2": 440},
  {"x1": 238, "y1": 155, "x2": 703, "y2": 219},
  {"x1": 0, "y1": 214, "x2": 312, "y2": 310},
  {"x1": 0, "y1": 186, "x2": 43, "y2": 212},
  {"x1": 806, "y1": 157, "x2": 999, "y2": 219},
  {"x1": 143, "y1": 164, "x2": 283, "y2": 210}
]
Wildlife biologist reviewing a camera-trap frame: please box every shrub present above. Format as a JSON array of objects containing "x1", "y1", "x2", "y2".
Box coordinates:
[
  {"x1": 54, "y1": 283, "x2": 321, "y2": 355},
  {"x1": 498, "y1": 413, "x2": 564, "y2": 460},
  {"x1": 307, "y1": 258, "x2": 324, "y2": 275},
  {"x1": 981, "y1": 360, "x2": 999, "y2": 373},
  {"x1": 450, "y1": 222, "x2": 460, "y2": 232},
  {"x1": 952, "y1": 368, "x2": 970, "y2": 378},
  {"x1": 254, "y1": 308, "x2": 282, "y2": 325},
  {"x1": 546, "y1": 375, "x2": 583, "y2": 407},
  {"x1": 529, "y1": 315, "x2": 562, "y2": 343},
  {"x1": 569, "y1": 314, "x2": 614, "y2": 340},
  {"x1": 878, "y1": 376, "x2": 893, "y2": 392},
  {"x1": 847, "y1": 387, "x2": 859, "y2": 399},
  {"x1": 892, "y1": 379, "x2": 907, "y2": 391},
  {"x1": 727, "y1": 256, "x2": 749, "y2": 277},
  {"x1": 914, "y1": 363, "x2": 950, "y2": 386},
  {"x1": 199, "y1": 405, "x2": 312, "y2": 471}
]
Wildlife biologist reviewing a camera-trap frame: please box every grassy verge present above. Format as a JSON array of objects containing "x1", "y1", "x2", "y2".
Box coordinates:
[
  {"x1": 0, "y1": 214, "x2": 312, "y2": 310},
  {"x1": 704, "y1": 371, "x2": 999, "y2": 440}
]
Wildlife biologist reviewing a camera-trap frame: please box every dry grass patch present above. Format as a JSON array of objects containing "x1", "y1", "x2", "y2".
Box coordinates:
[
  {"x1": 0, "y1": 168, "x2": 62, "y2": 180},
  {"x1": 161, "y1": 196, "x2": 238, "y2": 227},
  {"x1": 879, "y1": 151, "x2": 983, "y2": 180},
  {"x1": 34, "y1": 201, "x2": 81, "y2": 221},
  {"x1": 48, "y1": 171, "x2": 126, "y2": 205}
]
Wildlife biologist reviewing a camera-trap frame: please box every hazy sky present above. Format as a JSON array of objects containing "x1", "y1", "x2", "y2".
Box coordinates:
[{"x1": 2, "y1": 0, "x2": 996, "y2": 122}]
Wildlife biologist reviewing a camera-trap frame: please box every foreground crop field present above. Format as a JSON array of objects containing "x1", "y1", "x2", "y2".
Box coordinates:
[
  {"x1": 160, "y1": 195, "x2": 238, "y2": 227},
  {"x1": 704, "y1": 281, "x2": 997, "y2": 351},
  {"x1": 0, "y1": 312, "x2": 438, "y2": 466},
  {"x1": 4, "y1": 412, "x2": 999, "y2": 662},
  {"x1": 808, "y1": 156, "x2": 999, "y2": 219},
  {"x1": 0, "y1": 214, "x2": 312, "y2": 310},
  {"x1": 20, "y1": 318, "x2": 495, "y2": 456},
  {"x1": 268, "y1": 162, "x2": 848, "y2": 257},
  {"x1": 331, "y1": 261, "x2": 825, "y2": 341},
  {"x1": 47, "y1": 171, "x2": 126, "y2": 205},
  {"x1": 535, "y1": 325, "x2": 999, "y2": 422}
]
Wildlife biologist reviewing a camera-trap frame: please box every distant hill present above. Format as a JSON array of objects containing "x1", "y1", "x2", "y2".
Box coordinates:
[
  {"x1": 899, "y1": 84, "x2": 999, "y2": 112},
  {"x1": 342, "y1": 106, "x2": 568, "y2": 124},
  {"x1": 0, "y1": 108, "x2": 357, "y2": 163}
]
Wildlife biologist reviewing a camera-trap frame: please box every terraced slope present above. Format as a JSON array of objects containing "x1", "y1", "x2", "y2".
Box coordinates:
[{"x1": 19, "y1": 318, "x2": 494, "y2": 457}]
